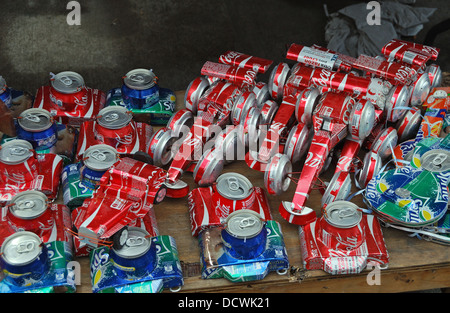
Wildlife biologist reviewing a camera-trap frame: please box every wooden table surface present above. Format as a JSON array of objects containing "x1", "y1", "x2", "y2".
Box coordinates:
[{"x1": 74, "y1": 90, "x2": 450, "y2": 293}]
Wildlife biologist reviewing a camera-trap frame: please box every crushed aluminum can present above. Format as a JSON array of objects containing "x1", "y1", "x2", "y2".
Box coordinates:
[
  {"x1": 409, "y1": 72, "x2": 431, "y2": 107},
  {"x1": 321, "y1": 171, "x2": 352, "y2": 208},
  {"x1": 193, "y1": 147, "x2": 225, "y2": 186},
  {"x1": 357, "y1": 151, "x2": 383, "y2": 188},
  {"x1": 283, "y1": 123, "x2": 311, "y2": 164},
  {"x1": 395, "y1": 106, "x2": 422, "y2": 143},
  {"x1": 167, "y1": 109, "x2": 194, "y2": 138},
  {"x1": 218, "y1": 51, "x2": 273, "y2": 74},
  {"x1": 148, "y1": 127, "x2": 175, "y2": 167},
  {"x1": 264, "y1": 153, "x2": 292, "y2": 196},
  {"x1": 200, "y1": 61, "x2": 257, "y2": 89},
  {"x1": 231, "y1": 90, "x2": 257, "y2": 126},
  {"x1": 184, "y1": 77, "x2": 210, "y2": 114},
  {"x1": 16, "y1": 108, "x2": 58, "y2": 151},
  {"x1": 80, "y1": 144, "x2": 119, "y2": 190},
  {"x1": 385, "y1": 84, "x2": 411, "y2": 122},
  {"x1": 295, "y1": 87, "x2": 320, "y2": 126},
  {"x1": 268, "y1": 62, "x2": 290, "y2": 100},
  {"x1": 426, "y1": 64, "x2": 442, "y2": 88},
  {"x1": 348, "y1": 99, "x2": 376, "y2": 141},
  {"x1": 258, "y1": 99, "x2": 279, "y2": 125},
  {"x1": 252, "y1": 81, "x2": 270, "y2": 107},
  {"x1": 365, "y1": 166, "x2": 449, "y2": 227},
  {"x1": 370, "y1": 126, "x2": 398, "y2": 160}
]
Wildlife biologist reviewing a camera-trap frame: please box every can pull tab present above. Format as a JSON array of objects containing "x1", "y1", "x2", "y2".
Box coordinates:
[
  {"x1": 337, "y1": 208, "x2": 357, "y2": 219},
  {"x1": 16, "y1": 241, "x2": 35, "y2": 254},
  {"x1": 24, "y1": 113, "x2": 43, "y2": 123},
  {"x1": 238, "y1": 217, "x2": 257, "y2": 229},
  {"x1": 15, "y1": 200, "x2": 36, "y2": 211},
  {"x1": 104, "y1": 113, "x2": 119, "y2": 122},
  {"x1": 226, "y1": 177, "x2": 245, "y2": 196},
  {"x1": 59, "y1": 75, "x2": 74, "y2": 86},
  {"x1": 125, "y1": 236, "x2": 145, "y2": 247},
  {"x1": 129, "y1": 74, "x2": 145, "y2": 83},
  {"x1": 432, "y1": 153, "x2": 447, "y2": 168},
  {"x1": 10, "y1": 147, "x2": 29, "y2": 156},
  {"x1": 90, "y1": 150, "x2": 107, "y2": 161}
]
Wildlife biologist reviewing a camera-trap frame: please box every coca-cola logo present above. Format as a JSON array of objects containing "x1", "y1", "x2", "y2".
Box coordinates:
[
  {"x1": 219, "y1": 51, "x2": 241, "y2": 64},
  {"x1": 312, "y1": 69, "x2": 332, "y2": 88}
]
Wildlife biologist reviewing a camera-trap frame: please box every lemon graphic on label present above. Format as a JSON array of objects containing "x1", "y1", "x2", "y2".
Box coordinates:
[
  {"x1": 420, "y1": 208, "x2": 433, "y2": 221},
  {"x1": 93, "y1": 269, "x2": 102, "y2": 287},
  {"x1": 377, "y1": 182, "x2": 388, "y2": 193},
  {"x1": 411, "y1": 156, "x2": 421, "y2": 168},
  {"x1": 398, "y1": 199, "x2": 412, "y2": 208}
]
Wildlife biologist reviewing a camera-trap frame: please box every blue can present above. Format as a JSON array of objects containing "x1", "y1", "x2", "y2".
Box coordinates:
[
  {"x1": 0, "y1": 76, "x2": 12, "y2": 108},
  {"x1": 121, "y1": 69, "x2": 160, "y2": 110},
  {"x1": 109, "y1": 227, "x2": 157, "y2": 280},
  {"x1": 16, "y1": 108, "x2": 58, "y2": 151},
  {"x1": 221, "y1": 210, "x2": 267, "y2": 260},
  {"x1": 0, "y1": 232, "x2": 50, "y2": 287},
  {"x1": 80, "y1": 144, "x2": 119, "y2": 189}
]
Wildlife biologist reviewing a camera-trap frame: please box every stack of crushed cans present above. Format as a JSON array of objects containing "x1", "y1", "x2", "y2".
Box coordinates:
[{"x1": 0, "y1": 38, "x2": 447, "y2": 292}]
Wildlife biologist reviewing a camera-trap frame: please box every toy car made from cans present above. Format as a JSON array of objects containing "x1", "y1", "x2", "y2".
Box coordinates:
[
  {"x1": 0, "y1": 139, "x2": 63, "y2": 203},
  {"x1": 33, "y1": 71, "x2": 106, "y2": 127},
  {"x1": 299, "y1": 201, "x2": 389, "y2": 275},
  {"x1": 89, "y1": 227, "x2": 183, "y2": 293},
  {"x1": 71, "y1": 157, "x2": 167, "y2": 252},
  {"x1": 106, "y1": 68, "x2": 176, "y2": 125}
]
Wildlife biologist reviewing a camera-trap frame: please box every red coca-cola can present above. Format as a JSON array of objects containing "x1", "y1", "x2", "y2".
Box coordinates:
[
  {"x1": 259, "y1": 99, "x2": 279, "y2": 125},
  {"x1": 409, "y1": 72, "x2": 431, "y2": 106},
  {"x1": 184, "y1": 77, "x2": 210, "y2": 114},
  {"x1": 94, "y1": 106, "x2": 134, "y2": 148},
  {"x1": 357, "y1": 151, "x2": 382, "y2": 188},
  {"x1": 231, "y1": 90, "x2": 257, "y2": 126},
  {"x1": 201, "y1": 61, "x2": 257, "y2": 88},
  {"x1": 253, "y1": 81, "x2": 270, "y2": 106},
  {"x1": 284, "y1": 123, "x2": 311, "y2": 164},
  {"x1": 285, "y1": 63, "x2": 314, "y2": 92},
  {"x1": 264, "y1": 153, "x2": 292, "y2": 196},
  {"x1": 321, "y1": 171, "x2": 352, "y2": 209},
  {"x1": 7, "y1": 190, "x2": 54, "y2": 235},
  {"x1": 348, "y1": 99, "x2": 376, "y2": 141},
  {"x1": 385, "y1": 84, "x2": 411, "y2": 122},
  {"x1": 219, "y1": 51, "x2": 273, "y2": 74},
  {"x1": 313, "y1": 91, "x2": 355, "y2": 127},
  {"x1": 165, "y1": 179, "x2": 190, "y2": 199},
  {"x1": 0, "y1": 139, "x2": 38, "y2": 184},
  {"x1": 295, "y1": 87, "x2": 321, "y2": 126},
  {"x1": 381, "y1": 39, "x2": 439, "y2": 67},
  {"x1": 370, "y1": 126, "x2": 398, "y2": 160},
  {"x1": 49, "y1": 71, "x2": 88, "y2": 112},
  {"x1": 396, "y1": 106, "x2": 422, "y2": 142},
  {"x1": 199, "y1": 80, "x2": 242, "y2": 113},
  {"x1": 354, "y1": 54, "x2": 414, "y2": 85},
  {"x1": 167, "y1": 109, "x2": 194, "y2": 138},
  {"x1": 268, "y1": 62, "x2": 290, "y2": 100},
  {"x1": 318, "y1": 201, "x2": 364, "y2": 251},
  {"x1": 212, "y1": 172, "x2": 256, "y2": 212},
  {"x1": 426, "y1": 64, "x2": 442, "y2": 88},
  {"x1": 193, "y1": 147, "x2": 225, "y2": 186},
  {"x1": 147, "y1": 127, "x2": 175, "y2": 167},
  {"x1": 286, "y1": 43, "x2": 342, "y2": 71}
]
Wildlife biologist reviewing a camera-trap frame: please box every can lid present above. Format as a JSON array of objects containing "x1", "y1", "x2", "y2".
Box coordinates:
[
  {"x1": 51, "y1": 71, "x2": 85, "y2": 94},
  {"x1": 296, "y1": 87, "x2": 320, "y2": 125},
  {"x1": 10, "y1": 190, "x2": 48, "y2": 220},
  {"x1": 0, "y1": 231, "x2": 43, "y2": 266},
  {"x1": 324, "y1": 201, "x2": 362, "y2": 228},
  {"x1": 112, "y1": 227, "x2": 152, "y2": 259},
  {"x1": 268, "y1": 63, "x2": 289, "y2": 100},
  {"x1": 123, "y1": 69, "x2": 157, "y2": 91},
  {"x1": 260, "y1": 100, "x2": 279, "y2": 125},
  {"x1": 151, "y1": 128, "x2": 175, "y2": 167},
  {"x1": 358, "y1": 151, "x2": 382, "y2": 187},
  {"x1": 284, "y1": 124, "x2": 310, "y2": 164},
  {"x1": 97, "y1": 106, "x2": 132, "y2": 129},
  {"x1": 18, "y1": 108, "x2": 53, "y2": 132},
  {"x1": 0, "y1": 139, "x2": 34, "y2": 165},
  {"x1": 224, "y1": 209, "x2": 264, "y2": 239},
  {"x1": 410, "y1": 73, "x2": 431, "y2": 106},
  {"x1": 421, "y1": 149, "x2": 450, "y2": 173},
  {"x1": 184, "y1": 77, "x2": 210, "y2": 114},
  {"x1": 216, "y1": 172, "x2": 253, "y2": 200},
  {"x1": 350, "y1": 100, "x2": 375, "y2": 140},
  {"x1": 83, "y1": 144, "x2": 119, "y2": 171},
  {"x1": 321, "y1": 171, "x2": 351, "y2": 207}
]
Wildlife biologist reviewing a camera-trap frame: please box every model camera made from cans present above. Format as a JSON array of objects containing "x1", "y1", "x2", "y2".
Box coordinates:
[
  {"x1": 33, "y1": 71, "x2": 106, "y2": 128},
  {"x1": 106, "y1": 68, "x2": 176, "y2": 125},
  {"x1": 0, "y1": 139, "x2": 63, "y2": 204},
  {"x1": 189, "y1": 173, "x2": 289, "y2": 282},
  {"x1": 89, "y1": 228, "x2": 183, "y2": 293},
  {"x1": 0, "y1": 190, "x2": 75, "y2": 293}
]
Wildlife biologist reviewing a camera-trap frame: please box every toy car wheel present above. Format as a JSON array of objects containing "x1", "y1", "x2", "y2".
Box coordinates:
[
  {"x1": 154, "y1": 185, "x2": 167, "y2": 204},
  {"x1": 112, "y1": 226, "x2": 129, "y2": 250}
]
